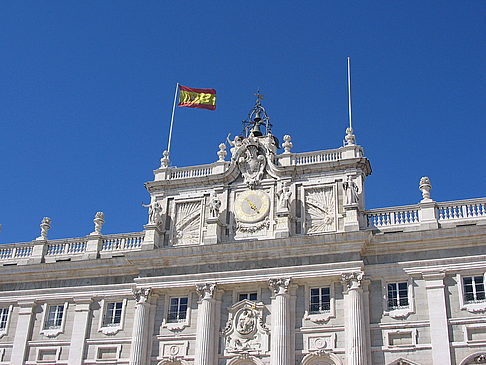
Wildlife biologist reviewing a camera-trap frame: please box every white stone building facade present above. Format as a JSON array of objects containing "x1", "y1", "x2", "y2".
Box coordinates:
[{"x1": 1, "y1": 103, "x2": 486, "y2": 365}]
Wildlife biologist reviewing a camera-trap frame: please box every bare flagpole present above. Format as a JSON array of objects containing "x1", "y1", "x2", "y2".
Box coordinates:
[
  {"x1": 167, "y1": 82, "x2": 179, "y2": 155},
  {"x1": 347, "y1": 57, "x2": 353, "y2": 132},
  {"x1": 345, "y1": 57, "x2": 356, "y2": 145}
]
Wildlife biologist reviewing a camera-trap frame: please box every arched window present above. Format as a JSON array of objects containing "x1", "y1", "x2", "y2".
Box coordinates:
[{"x1": 301, "y1": 353, "x2": 342, "y2": 365}]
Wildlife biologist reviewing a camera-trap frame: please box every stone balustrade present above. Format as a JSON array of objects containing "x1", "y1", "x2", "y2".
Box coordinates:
[
  {"x1": 437, "y1": 198, "x2": 486, "y2": 221},
  {"x1": 365, "y1": 197, "x2": 486, "y2": 232},
  {"x1": 0, "y1": 232, "x2": 145, "y2": 265},
  {"x1": 2, "y1": 197, "x2": 486, "y2": 265},
  {"x1": 365, "y1": 205, "x2": 420, "y2": 228},
  {"x1": 154, "y1": 144, "x2": 363, "y2": 182}
]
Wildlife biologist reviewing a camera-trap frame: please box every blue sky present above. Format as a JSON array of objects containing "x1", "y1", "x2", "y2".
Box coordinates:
[{"x1": 1, "y1": 1, "x2": 484, "y2": 244}]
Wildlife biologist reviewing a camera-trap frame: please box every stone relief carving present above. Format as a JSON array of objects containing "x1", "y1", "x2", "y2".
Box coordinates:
[
  {"x1": 304, "y1": 187, "x2": 336, "y2": 233},
  {"x1": 173, "y1": 201, "x2": 201, "y2": 245},
  {"x1": 237, "y1": 143, "x2": 266, "y2": 189},
  {"x1": 222, "y1": 300, "x2": 269, "y2": 355}
]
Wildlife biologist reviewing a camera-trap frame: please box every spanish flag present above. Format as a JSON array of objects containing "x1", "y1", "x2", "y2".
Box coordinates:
[{"x1": 178, "y1": 85, "x2": 216, "y2": 110}]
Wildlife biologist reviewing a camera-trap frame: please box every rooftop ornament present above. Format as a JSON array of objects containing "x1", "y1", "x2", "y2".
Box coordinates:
[{"x1": 242, "y1": 91, "x2": 273, "y2": 138}]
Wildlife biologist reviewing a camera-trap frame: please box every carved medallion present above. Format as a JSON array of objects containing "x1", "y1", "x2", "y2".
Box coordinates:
[{"x1": 304, "y1": 187, "x2": 336, "y2": 233}]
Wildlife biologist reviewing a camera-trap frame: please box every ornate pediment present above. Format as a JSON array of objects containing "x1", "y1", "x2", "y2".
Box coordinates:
[
  {"x1": 235, "y1": 139, "x2": 267, "y2": 189},
  {"x1": 222, "y1": 300, "x2": 269, "y2": 356}
]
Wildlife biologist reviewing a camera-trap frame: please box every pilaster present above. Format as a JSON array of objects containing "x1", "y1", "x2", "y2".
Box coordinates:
[
  {"x1": 67, "y1": 297, "x2": 92, "y2": 365},
  {"x1": 342, "y1": 272, "x2": 368, "y2": 365},
  {"x1": 268, "y1": 277, "x2": 293, "y2": 365},
  {"x1": 11, "y1": 300, "x2": 36, "y2": 365},
  {"x1": 142, "y1": 224, "x2": 164, "y2": 249},
  {"x1": 423, "y1": 272, "x2": 452, "y2": 365},
  {"x1": 129, "y1": 288, "x2": 152, "y2": 365},
  {"x1": 194, "y1": 283, "x2": 218, "y2": 365}
]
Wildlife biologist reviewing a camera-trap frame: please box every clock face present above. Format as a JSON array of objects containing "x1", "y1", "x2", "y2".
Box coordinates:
[{"x1": 234, "y1": 190, "x2": 270, "y2": 223}]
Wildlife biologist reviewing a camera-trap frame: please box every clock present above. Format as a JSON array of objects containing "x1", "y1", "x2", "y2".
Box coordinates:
[{"x1": 234, "y1": 190, "x2": 270, "y2": 223}]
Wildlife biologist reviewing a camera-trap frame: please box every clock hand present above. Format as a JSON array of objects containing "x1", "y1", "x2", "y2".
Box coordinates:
[{"x1": 245, "y1": 198, "x2": 260, "y2": 214}]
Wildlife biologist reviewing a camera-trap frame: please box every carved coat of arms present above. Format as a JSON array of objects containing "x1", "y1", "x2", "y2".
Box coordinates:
[
  {"x1": 222, "y1": 300, "x2": 269, "y2": 355},
  {"x1": 237, "y1": 143, "x2": 266, "y2": 188}
]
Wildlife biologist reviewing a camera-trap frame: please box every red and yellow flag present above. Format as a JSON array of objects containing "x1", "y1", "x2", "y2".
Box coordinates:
[{"x1": 178, "y1": 85, "x2": 216, "y2": 110}]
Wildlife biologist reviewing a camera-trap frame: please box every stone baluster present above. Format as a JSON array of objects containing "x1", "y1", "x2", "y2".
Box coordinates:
[
  {"x1": 268, "y1": 277, "x2": 292, "y2": 365},
  {"x1": 129, "y1": 288, "x2": 152, "y2": 365},
  {"x1": 194, "y1": 283, "x2": 218, "y2": 365},
  {"x1": 11, "y1": 301, "x2": 36, "y2": 365},
  {"x1": 67, "y1": 297, "x2": 92, "y2": 365},
  {"x1": 342, "y1": 272, "x2": 368, "y2": 365}
]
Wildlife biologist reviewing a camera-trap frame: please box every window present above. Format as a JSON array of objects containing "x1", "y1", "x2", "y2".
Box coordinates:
[
  {"x1": 0, "y1": 308, "x2": 9, "y2": 330},
  {"x1": 463, "y1": 276, "x2": 486, "y2": 303},
  {"x1": 44, "y1": 305, "x2": 64, "y2": 329},
  {"x1": 239, "y1": 292, "x2": 257, "y2": 301},
  {"x1": 103, "y1": 302, "x2": 123, "y2": 327},
  {"x1": 387, "y1": 282, "x2": 409, "y2": 309},
  {"x1": 167, "y1": 297, "x2": 188, "y2": 323},
  {"x1": 309, "y1": 287, "x2": 331, "y2": 314}
]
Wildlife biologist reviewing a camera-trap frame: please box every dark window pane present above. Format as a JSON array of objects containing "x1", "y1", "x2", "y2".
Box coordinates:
[{"x1": 249, "y1": 293, "x2": 257, "y2": 301}]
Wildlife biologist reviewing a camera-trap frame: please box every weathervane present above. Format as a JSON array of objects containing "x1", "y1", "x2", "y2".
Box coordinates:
[{"x1": 242, "y1": 90, "x2": 273, "y2": 137}]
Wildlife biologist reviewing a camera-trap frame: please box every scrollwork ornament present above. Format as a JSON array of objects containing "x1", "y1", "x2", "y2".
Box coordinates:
[
  {"x1": 475, "y1": 354, "x2": 486, "y2": 364},
  {"x1": 341, "y1": 272, "x2": 364, "y2": 291},
  {"x1": 132, "y1": 287, "x2": 152, "y2": 304},
  {"x1": 196, "y1": 283, "x2": 216, "y2": 300},
  {"x1": 268, "y1": 277, "x2": 291, "y2": 295}
]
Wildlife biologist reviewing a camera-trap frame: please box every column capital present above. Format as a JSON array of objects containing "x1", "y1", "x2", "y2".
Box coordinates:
[
  {"x1": 341, "y1": 272, "x2": 364, "y2": 292},
  {"x1": 196, "y1": 283, "x2": 217, "y2": 300},
  {"x1": 132, "y1": 287, "x2": 152, "y2": 304},
  {"x1": 268, "y1": 277, "x2": 292, "y2": 295}
]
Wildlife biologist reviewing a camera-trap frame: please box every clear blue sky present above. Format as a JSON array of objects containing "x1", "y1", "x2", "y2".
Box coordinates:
[{"x1": 1, "y1": 1, "x2": 484, "y2": 244}]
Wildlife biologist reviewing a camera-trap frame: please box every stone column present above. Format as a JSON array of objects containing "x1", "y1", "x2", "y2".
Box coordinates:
[
  {"x1": 268, "y1": 277, "x2": 292, "y2": 365},
  {"x1": 129, "y1": 288, "x2": 152, "y2": 365},
  {"x1": 424, "y1": 272, "x2": 452, "y2": 365},
  {"x1": 11, "y1": 300, "x2": 36, "y2": 365},
  {"x1": 342, "y1": 272, "x2": 368, "y2": 365},
  {"x1": 67, "y1": 297, "x2": 92, "y2": 365},
  {"x1": 194, "y1": 283, "x2": 217, "y2": 365}
]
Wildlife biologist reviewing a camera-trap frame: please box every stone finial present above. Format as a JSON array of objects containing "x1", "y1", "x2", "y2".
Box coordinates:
[
  {"x1": 36, "y1": 217, "x2": 52, "y2": 240},
  {"x1": 282, "y1": 135, "x2": 293, "y2": 153},
  {"x1": 419, "y1": 176, "x2": 432, "y2": 202},
  {"x1": 344, "y1": 127, "x2": 356, "y2": 146},
  {"x1": 160, "y1": 150, "x2": 170, "y2": 168},
  {"x1": 90, "y1": 212, "x2": 105, "y2": 235},
  {"x1": 217, "y1": 143, "x2": 227, "y2": 162}
]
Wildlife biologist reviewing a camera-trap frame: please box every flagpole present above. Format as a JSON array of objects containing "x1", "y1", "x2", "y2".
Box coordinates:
[
  {"x1": 347, "y1": 57, "x2": 353, "y2": 132},
  {"x1": 167, "y1": 82, "x2": 179, "y2": 155}
]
